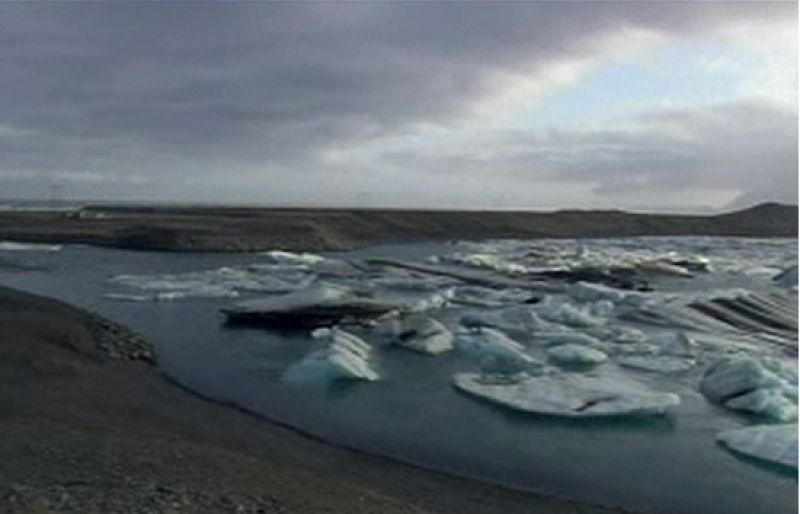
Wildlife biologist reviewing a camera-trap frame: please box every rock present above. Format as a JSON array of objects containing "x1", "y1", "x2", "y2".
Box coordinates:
[
  {"x1": 717, "y1": 424, "x2": 797, "y2": 470},
  {"x1": 547, "y1": 344, "x2": 608, "y2": 366},
  {"x1": 453, "y1": 372, "x2": 680, "y2": 417}
]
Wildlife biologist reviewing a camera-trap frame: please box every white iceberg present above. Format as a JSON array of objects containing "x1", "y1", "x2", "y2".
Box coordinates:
[
  {"x1": 538, "y1": 302, "x2": 604, "y2": 328},
  {"x1": 378, "y1": 315, "x2": 453, "y2": 355},
  {"x1": 0, "y1": 241, "x2": 62, "y2": 252},
  {"x1": 717, "y1": 424, "x2": 797, "y2": 470},
  {"x1": 700, "y1": 357, "x2": 797, "y2": 421},
  {"x1": 547, "y1": 344, "x2": 608, "y2": 366},
  {"x1": 455, "y1": 327, "x2": 537, "y2": 364},
  {"x1": 453, "y1": 372, "x2": 680, "y2": 417},
  {"x1": 617, "y1": 355, "x2": 696, "y2": 373},
  {"x1": 285, "y1": 328, "x2": 378, "y2": 382},
  {"x1": 261, "y1": 250, "x2": 325, "y2": 266}
]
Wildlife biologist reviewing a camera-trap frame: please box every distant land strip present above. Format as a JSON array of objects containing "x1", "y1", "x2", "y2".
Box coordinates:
[{"x1": 0, "y1": 202, "x2": 795, "y2": 252}]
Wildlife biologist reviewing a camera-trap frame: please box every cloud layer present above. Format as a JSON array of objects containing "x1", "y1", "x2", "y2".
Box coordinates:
[{"x1": 0, "y1": 1, "x2": 796, "y2": 210}]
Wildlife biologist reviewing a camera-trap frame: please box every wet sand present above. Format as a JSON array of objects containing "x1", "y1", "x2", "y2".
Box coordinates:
[
  {"x1": 0, "y1": 202, "x2": 795, "y2": 252},
  {"x1": 0, "y1": 285, "x2": 632, "y2": 514}
]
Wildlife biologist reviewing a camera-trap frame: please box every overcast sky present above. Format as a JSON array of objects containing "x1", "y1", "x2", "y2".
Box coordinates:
[{"x1": 0, "y1": 1, "x2": 796, "y2": 211}]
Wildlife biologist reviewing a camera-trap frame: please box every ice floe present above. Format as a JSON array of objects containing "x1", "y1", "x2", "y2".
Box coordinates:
[
  {"x1": 377, "y1": 315, "x2": 454, "y2": 355},
  {"x1": 547, "y1": 344, "x2": 608, "y2": 366},
  {"x1": 284, "y1": 327, "x2": 379, "y2": 382},
  {"x1": 455, "y1": 327, "x2": 538, "y2": 365},
  {"x1": 453, "y1": 372, "x2": 680, "y2": 417},
  {"x1": 0, "y1": 241, "x2": 62, "y2": 252},
  {"x1": 700, "y1": 357, "x2": 797, "y2": 421},
  {"x1": 717, "y1": 424, "x2": 797, "y2": 470}
]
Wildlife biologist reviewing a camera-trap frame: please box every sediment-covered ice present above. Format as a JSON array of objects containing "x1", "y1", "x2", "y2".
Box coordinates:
[
  {"x1": 700, "y1": 357, "x2": 797, "y2": 421},
  {"x1": 547, "y1": 344, "x2": 608, "y2": 366},
  {"x1": 284, "y1": 328, "x2": 379, "y2": 382},
  {"x1": 377, "y1": 315, "x2": 454, "y2": 355},
  {"x1": 453, "y1": 372, "x2": 680, "y2": 417},
  {"x1": 717, "y1": 424, "x2": 798, "y2": 469}
]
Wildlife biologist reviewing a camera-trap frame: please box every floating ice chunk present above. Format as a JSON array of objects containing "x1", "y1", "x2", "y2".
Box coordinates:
[
  {"x1": 535, "y1": 331, "x2": 603, "y2": 348},
  {"x1": 547, "y1": 344, "x2": 608, "y2": 366},
  {"x1": 223, "y1": 283, "x2": 400, "y2": 327},
  {"x1": 717, "y1": 424, "x2": 797, "y2": 470},
  {"x1": 285, "y1": 328, "x2": 378, "y2": 382},
  {"x1": 569, "y1": 281, "x2": 628, "y2": 303},
  {"x1": 724, "y1": 389, "x2": 797, "y2": 422},
  {"x1": 618, "y1": 355, "x2": 696, "y2": 373},
  {"x1": 648, "y1": 331, "x2": 696, "y2": 357},
  {"x1": 636, "y1": 260, "x2": 693, "y2": 278},
  {"x1": 700, "y1": 357, "x2": 783, "y2": 403},
  {"x1": 453, "y1": 372, "x2": 680, "y2": 417},
  {"x1": 456, "y1": 327, "x2": 537, "y2": 364},
  {"x1": 539, "y1": 302, "x2": 604, "y2": 328},
  {"x1": 700, "y1": 357, "x2": 796, "y2": 421},
  {"x1": 104, "y1": 293, "x2": 150, "y2": 302},
  {"x1": 262, "y1": 250, "x2": 325, "y2": 266},
  {"x1": 450, "y1": 286, "x2": 533, "y2": 308},
  {"x1": 586, "y1": 325, "x2": 647, "y2": 344},
  {"x1": 773, "y1": 265, "x2": 798, "y2": 288},
  {"x1": 0, "y1": 241, "x2": 62, "y2": 252},
  {"x1": 378, "y1": 315, "x2": 454, "y2": 355}
]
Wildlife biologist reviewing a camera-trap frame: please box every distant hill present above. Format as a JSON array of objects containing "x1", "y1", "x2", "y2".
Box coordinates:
[{"x1": 0, "y1": 202, "x2": 795, "y2": 252}]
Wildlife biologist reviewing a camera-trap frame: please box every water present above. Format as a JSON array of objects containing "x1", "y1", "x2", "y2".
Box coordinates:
[{"x1": 0, "y1": 237, "x2": 796, "y2": 514}]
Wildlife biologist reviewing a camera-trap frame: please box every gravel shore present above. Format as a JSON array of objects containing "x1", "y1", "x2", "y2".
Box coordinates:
[{"x1": 0, "y1": 285, "x2": 633, "y2": 514}]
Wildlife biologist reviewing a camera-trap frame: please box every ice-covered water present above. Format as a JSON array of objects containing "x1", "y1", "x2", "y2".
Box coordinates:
[{"x1": 0, "y1": 236, "x2": 796, "y2": 514}]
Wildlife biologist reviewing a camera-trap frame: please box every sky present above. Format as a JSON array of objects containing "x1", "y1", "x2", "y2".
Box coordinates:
[{"x1": 0, "y1": 1, "x2": 796, "y2": 212}]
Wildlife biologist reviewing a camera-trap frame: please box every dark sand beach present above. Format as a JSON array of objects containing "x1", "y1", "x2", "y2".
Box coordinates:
[
  {"x1": 0, "y1": 203, "x2": 795, "y2": 252},
  {"x1": 0, "y1": 285, "x2": 631, "y2": 514}
]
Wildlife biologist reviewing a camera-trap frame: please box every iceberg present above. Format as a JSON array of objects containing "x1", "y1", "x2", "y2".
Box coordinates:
[
  {"x1": 538, "y1": 302, "x2": 604, "y2": 328},
  {"x1": 547, "y1": 344, "x2": 608, "y2": 366},
  {"x1": 378, "y1": 315, "x2": 454, "y2": 355},
  {"x1": 773, "y1": 265, "x2": 798, "y2": 288},
  {"x1": 0, "y1": 241, "x2": 62, "y2": 252},
  {"x1": 717, "y1": 424, "x2": 797, "y2": 470},
  {"x1": 617, "y1": 355, "x2": 696, "y2": 373},
  {"x1": 285, "y1": 328, "x2": 378, "y2": 382},
  {"x1": 222, "y1": 283, "x2": 401, "y2": 327},
  {"x1": 261, "y1": 250, "x2": 325, "y2": 266},
  {"x1": 700, "y1": 357, "x2": 797, "y2": 421},
  {"x1": 455, "y1": 327, "x2": 538, "y2": 364},
  {"x1": 453, "y1": 372, "x2": 680, "y2": 417}
]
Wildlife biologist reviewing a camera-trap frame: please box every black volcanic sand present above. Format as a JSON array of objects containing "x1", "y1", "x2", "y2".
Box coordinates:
[
  {"x1": 0, "y1": 286, "x2": 634, "y2": 514},
  {"x1": 0, "y1": 203, "x2": 795, "y2": 252}
]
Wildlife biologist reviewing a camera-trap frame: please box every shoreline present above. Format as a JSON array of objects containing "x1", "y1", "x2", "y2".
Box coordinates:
[
  {"x1": 0, "y1": 203, "x2": 795, "y2": 252},
  {"x1": 0, "y1": 285, "x2": 634, "y2": 514}
]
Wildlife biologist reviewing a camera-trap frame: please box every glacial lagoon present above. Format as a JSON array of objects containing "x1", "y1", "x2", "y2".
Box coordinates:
[{"x1": 0, "y1": 237, "x2": 796, "y2": 514}]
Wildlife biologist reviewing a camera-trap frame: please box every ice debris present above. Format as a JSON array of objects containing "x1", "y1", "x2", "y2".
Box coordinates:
[
  {"x1": 717, "y1": 424, "x2": 797, "y2": 470},
  {"x1": 455, "y1": 327, "x2": 538, "y2": 365},
  {"x1": 284, "y1": 328, "x2": 378, "y2": 382},
  {"x1": 547, "y1": 344, "x2": 608, "y2": 366},
  {"x1": 453, "y1": 372, "x2": 680, "y2": 417},
  {"x1": 700, "y1": 357, "x2": 797, "y2": 421},
  {"x1": 377, "y1": 315, "x2": 454, "y2": 355}
]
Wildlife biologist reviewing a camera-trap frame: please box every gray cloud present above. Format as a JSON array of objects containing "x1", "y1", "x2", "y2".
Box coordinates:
[{"x1": 0, "y1": 1, "x2": 795, "y2": 209}]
